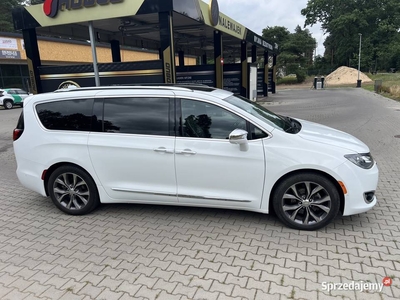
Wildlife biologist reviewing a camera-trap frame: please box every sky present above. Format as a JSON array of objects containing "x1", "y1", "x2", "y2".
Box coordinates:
[{"x1": 217, "y1": 0, "x2": 325, "y2": 56}]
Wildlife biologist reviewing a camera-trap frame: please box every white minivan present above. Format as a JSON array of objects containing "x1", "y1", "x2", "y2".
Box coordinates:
[{"x1": 13, "y1": 85, "x2": 379, "y2": 230}]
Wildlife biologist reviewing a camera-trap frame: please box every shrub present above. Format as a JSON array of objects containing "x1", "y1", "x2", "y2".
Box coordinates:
[
  {"x1": 389, "y1": 85, "x2": 400, "y2": 98},
  {"x1": 277, "y1": 77, "x2": 298, "y2": 85},
  {"x1": 295, "y1": 69, "x2": 307, "y2": 83}
]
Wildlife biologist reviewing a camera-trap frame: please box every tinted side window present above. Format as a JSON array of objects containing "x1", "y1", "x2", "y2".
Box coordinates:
[
  {"x1": 36, "y1": 99, "x2": 93, "y2": 131},
  {"x1": 17, "y1": 89, "x2": 28, "y2": 95},
  {"x1": 103, "y1": 97, "x2": 170, "y2": 136},
  {"x1": 181, "y1": 99, "x2": 246, "y2": 139},
  {"x1": 250, "y1": 123, "x2": 269, "y2": 140}
]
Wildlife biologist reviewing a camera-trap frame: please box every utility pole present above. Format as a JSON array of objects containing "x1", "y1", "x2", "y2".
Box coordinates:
[{"x1": 357, "y1": 33, "x2": 362, "y2": 87}]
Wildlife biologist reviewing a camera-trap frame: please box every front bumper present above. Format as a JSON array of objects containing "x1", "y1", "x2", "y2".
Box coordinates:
[{"x1": 334, "y1": 160, "x2": 379, "y2": 216}]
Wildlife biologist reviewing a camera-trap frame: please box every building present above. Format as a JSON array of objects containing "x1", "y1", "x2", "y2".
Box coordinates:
[
  {"x1": 0, "y1": 32, "x2": 196, "y2": 91},
  {"x1": 12, "y1": 0, "x2": 278, "y2": 98}
]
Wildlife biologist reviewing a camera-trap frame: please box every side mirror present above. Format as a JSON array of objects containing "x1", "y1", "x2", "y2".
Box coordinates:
[{"x1": 229, "y1": 129, "x2": 248, "y2": 145}]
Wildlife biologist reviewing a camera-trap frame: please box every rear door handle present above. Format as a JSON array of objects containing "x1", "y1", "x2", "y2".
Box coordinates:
[
  {"x1": 176, "y1": 149, "x2": 197, "y2": 155},
  {"x1": 154, "y1": 147, "x2": 174, "y2": 154}
]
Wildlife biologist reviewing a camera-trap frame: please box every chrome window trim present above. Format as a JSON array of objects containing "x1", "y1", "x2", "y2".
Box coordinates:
[
  {"x1": 33, "y1": 94, "x2": 173, "y2": 134},
  {"x1": 32, "y1": 91, "x2": 272, "y2": 140}
]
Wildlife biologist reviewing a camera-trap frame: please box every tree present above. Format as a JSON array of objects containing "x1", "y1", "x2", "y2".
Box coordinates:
[
  {"x1": 301, "y1": 0, "x2": 400, "y2": 71},
  {"x1": 0, "y1": 0, "x2": 21, "y2": 32},
  {"x1": 261, "y1": 26, "x2": 290, "y2": 54},
  {"x1": 263, "y1": 25, "x2": 316, "y2": 82}
]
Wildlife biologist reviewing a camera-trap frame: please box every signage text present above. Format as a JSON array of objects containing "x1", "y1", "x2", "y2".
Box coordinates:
[
  {"x1": 219, "y1": 16, "x2": 242, "y2": 35},
  {"x1": 44, "y1": 0, "x2": 124, "y2": 18},
  {"x1": 254, "y1": 36, "x2": 273, "y2": 50}
]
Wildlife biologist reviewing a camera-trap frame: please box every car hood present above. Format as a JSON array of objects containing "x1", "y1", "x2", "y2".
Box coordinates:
[{"x1": 297, "y1": 119, "x2": 369, "y2": 153}]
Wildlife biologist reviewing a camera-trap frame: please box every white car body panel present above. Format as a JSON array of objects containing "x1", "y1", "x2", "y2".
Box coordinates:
[
  {"x1": 298, "y1": 119, "x2": 369, "y2": 153},
  {"x1": 88, "y1": 133, "x2": 177, "y2": 203},
  {"x1": 175, "y1": 137, "x2": 265, "y2": 209},
  {"x1": 13, "y1": 86, "x2": 379, "y2": 227}
]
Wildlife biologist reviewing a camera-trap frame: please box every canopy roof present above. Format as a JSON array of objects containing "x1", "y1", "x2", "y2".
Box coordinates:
[{"x1": 13, "y1": 0, "x2": 278, "y2": 57}]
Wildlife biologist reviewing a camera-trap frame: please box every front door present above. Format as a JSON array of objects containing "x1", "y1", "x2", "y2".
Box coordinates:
[
  {"x1": 175, "y1": 99, "x2": 265, "y2": 209},
  {"x1": 88, "y1": 96, "x2": 177, "y2": 203}
]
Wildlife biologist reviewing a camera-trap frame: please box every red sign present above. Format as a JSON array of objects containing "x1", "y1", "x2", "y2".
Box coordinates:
[{"x1": 44, "y1": 0, "x2": 124, "y2": 18}]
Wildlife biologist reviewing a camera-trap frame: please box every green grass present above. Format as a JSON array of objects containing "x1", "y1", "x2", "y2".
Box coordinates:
[{"x1": 363, "y1": 73, "x2": 400, "y2": 100}]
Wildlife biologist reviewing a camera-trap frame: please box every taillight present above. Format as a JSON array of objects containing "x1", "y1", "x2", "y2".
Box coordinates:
[
  {"x1": 14, "y1": 111, "x2": 24, "y2": 141},
  {"x1": 13, "y1": 129, "x2": 23, "y2": 141}
]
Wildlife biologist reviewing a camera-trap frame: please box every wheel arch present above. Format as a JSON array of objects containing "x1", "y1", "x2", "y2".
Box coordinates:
[
  {"x1": 3, "y1": 98, "x2": 14, "y2": 106},
  {"x1": 268, "y1": 168, "x2": 345, "y2": 215},
  {"x1": 43, "y1": 162, "x2": 97, "y2": 197}
]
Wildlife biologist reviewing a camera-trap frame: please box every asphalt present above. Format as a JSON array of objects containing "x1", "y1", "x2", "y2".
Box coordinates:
[{"x1": 0, "y1": 88, "x2": 399, "y2": 299}]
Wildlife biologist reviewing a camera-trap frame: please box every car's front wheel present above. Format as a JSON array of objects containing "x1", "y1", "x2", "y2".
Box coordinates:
[
  {"x1": 4, "y1": 100, "x2": 13, "y2": 109},
  {"x1": 272, "y1": 172, "x2": 340, "y2": 230},
  {"x1": 47, "y1": 165, "x2": 99, "y2": 215}
]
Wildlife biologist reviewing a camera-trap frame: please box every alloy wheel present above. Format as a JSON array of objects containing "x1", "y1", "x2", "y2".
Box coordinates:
[
  {"x1": 53, "y1": 172, "x2": 90, "y2": 210},
  {"x1": 281, "y1": 181, "x2": 331, "y2": 225}
]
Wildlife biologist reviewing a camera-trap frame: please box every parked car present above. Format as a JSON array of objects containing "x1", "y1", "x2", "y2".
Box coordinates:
[
  {"x1": 0, "y1": 88, "x2": 30, "y2": 109},
  {"x1": 12, "y1": 85, "x2": 379, "y2": 230}
]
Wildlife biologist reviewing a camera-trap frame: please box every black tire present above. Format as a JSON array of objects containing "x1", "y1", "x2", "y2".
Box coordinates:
[
  {"x1": 4, "y1": 100, "x2": 13, "y2": 110},
  {"x1": 272, "y1": 172, "x2": 340, "y2": 230},
  {"x1": 47, "y1": 165, "x2": 99, "y2": 215}
]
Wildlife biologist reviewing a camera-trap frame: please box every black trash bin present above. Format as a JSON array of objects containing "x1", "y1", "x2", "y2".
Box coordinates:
[
  {"x1": 313, "y1": 77, "x2": 318, "y2": 89},
  {"x1": 321, "y1": 76, "x2": 325, "y2": 89}
]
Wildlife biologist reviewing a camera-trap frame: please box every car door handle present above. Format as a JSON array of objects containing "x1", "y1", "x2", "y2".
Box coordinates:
[
  {"x1": 176, "y1": 149, "x2": 197, "y2": 155},
  {"x1": 154, "y1": 147, "x2": 174, "y2": 154}
]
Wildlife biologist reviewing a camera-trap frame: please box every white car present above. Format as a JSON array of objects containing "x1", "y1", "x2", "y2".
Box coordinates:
[
  {"x1": 0, "y1": 88, "x2": 30, "y2": 109},
  {"x1": 13, "y1": 85, "x2": 379, "y2": 230}
]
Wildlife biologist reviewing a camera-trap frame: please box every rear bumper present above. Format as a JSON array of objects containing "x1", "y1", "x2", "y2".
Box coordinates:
[{"x1": 16, "y1": 157, "x2": 47, "y2": 197}]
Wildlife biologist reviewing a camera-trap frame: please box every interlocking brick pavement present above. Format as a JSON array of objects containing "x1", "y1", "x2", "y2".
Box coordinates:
[{"x1": 0, "y1": 89, "x2": 399, "y2": 299}]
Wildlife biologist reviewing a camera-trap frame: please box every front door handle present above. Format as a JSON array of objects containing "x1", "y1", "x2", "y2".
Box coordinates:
[
  {"x1": 154, "y1": 147, "x2": 174, "y2": 154},
  {"x1": 176, "y1": 149, "x2": 197, "y2": 155}
]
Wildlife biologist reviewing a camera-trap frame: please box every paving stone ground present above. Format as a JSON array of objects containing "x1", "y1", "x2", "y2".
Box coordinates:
[{"x1": 0, "y1": 88, "x2": 399, "y2": 300}]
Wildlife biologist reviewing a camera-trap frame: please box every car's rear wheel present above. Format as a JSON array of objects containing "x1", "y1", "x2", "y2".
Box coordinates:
[
  {"x1": 48, "y1": 165, "x2": 99, "y2": 215},
  {"x1": 4, "y1": 100, "x2": 13, "y2": 109},
  {"x1": 272, "y1": 172, "x2": 340, "y2": 230}
]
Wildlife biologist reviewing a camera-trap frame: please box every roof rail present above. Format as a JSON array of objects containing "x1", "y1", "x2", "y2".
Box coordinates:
[
  {"x1": 54, "y1": 85, "x2": 194, "y2": 93},
  {"x1": 54, "y1": 84, "x2": 216, "y2": 93}
]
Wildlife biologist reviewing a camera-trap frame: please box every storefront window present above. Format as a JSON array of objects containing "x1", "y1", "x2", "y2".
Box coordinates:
[
  {"x1": 1, "y1": 65, "x2": 21, "y2": 77},
  {"x1": 0, "y1": 65, "x2": 26, "y2": 89},
  {"x1": 3, "y1": 77, "x2": 24, "y2": 89}
]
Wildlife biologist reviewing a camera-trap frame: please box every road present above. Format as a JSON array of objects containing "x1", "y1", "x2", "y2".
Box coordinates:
[{"x1": 0, "y1": 88, "x2": 399, "y2": 300}]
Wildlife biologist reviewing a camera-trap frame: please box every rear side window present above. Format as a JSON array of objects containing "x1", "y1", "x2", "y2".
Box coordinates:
[
  {"x1": 103, "y1": 97, "x2": 171, "y2": 136},
  {"x1": 36, "y1": 99, "x2": 93, "y2": 131},
  {"x1": 16, "y1": 111, "x2": 24, "y2": 129}
]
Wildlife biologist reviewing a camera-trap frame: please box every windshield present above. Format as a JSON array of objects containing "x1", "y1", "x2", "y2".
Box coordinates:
[{"x1": 224, "y1": 95, "x2": 292, "y2": 132}]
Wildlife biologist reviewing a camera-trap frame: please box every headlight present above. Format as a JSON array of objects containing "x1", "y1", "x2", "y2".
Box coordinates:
[{"x1": 345, "y1": 153, "x2": 374, "y2": 169}]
